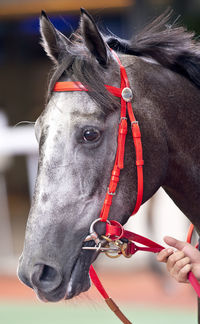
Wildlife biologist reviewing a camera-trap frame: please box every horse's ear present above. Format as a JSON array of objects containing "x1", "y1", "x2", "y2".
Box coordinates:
[
  {"x1": 80, "y1": 8, "x2": 109, "y2": 66},
  {"x1": 40, "y1": 11, "x2": 70, "y2": 63}
]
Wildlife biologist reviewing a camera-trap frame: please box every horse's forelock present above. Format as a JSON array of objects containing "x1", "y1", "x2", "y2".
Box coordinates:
[{"x1": 46, "y1": 36, "x2": 119, "y2": 115}]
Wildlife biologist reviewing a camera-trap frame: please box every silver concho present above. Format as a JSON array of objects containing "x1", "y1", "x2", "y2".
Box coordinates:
[{"x1": 121, "y1": 87, "x2": 133, "y2": 102}]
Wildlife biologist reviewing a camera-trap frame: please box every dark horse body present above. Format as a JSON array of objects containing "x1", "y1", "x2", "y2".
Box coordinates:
[{"x1": 18, "y1": 9, "x2": 200, "y2": 321}]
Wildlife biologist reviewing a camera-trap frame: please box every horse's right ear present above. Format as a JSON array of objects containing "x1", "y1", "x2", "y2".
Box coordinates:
[{"x1": 40, "y1": 11, "x2": 70, "y2": 64}]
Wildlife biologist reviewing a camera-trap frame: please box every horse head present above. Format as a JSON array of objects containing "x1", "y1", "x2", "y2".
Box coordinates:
[{"x1": 18, "y1": 9, "x2": 170, "y2": 302}]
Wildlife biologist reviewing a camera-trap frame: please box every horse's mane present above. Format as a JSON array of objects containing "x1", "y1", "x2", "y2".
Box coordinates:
[
  {"x1": 48, "y1": 10, "x2": 200, "y2": 111},
  {"x1": 107, "y1": 10, "x2": 200, "y2": 89}
]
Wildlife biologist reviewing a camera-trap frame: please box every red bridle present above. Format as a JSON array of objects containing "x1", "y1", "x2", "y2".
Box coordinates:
[
  {"x1": 53, "y1": 50, "x2": 144, "y2": 224},
  {"x1": 53, "y1": 51, "x2": 200, "y2": 323}
]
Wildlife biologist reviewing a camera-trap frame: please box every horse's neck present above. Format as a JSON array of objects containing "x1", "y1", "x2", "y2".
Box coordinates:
[
  {"x1": 121, "y1": 55, "x2": 200, "y2": 229},
  {"x1": 163, "y1": 162, "x2": 200, "y2": 230},
  {"x1": 161, "y1": 77, "x2": 200, "y2": 230},
  {"x1": 125, "y1": 55, "x2": 200, "y2": 230}
]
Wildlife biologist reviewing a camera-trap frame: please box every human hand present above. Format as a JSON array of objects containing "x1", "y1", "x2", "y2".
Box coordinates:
[{"x1": 157, "y1": 236, "x2": 200, "y2": 283}]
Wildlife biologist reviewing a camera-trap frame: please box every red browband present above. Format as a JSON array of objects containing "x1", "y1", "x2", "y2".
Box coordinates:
[{"x1": 53, "y1": 51, "x2": 144, "y2": 222}]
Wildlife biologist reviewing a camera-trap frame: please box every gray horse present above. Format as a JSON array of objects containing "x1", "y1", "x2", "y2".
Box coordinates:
[{"x1": 18, "y1": 8, "x2": 200, "y2": 320}]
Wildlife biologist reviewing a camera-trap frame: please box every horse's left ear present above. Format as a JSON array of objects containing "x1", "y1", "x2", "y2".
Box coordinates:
[{"x1": 80, "y1": 8, "x2": 109, "y2": 66}]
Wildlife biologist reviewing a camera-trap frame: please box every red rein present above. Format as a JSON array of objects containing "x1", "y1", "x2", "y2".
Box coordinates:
[{"x1": 53, "y1": 51, "x2": 200, "y2": 323}]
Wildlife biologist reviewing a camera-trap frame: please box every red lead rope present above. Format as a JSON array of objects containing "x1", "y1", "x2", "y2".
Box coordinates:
[
  {"x1": 89, "y1": 223, "x2": 200, "y2": 324},
  {"x1": 89, "y1": 222, "x2": 200, "y2": 309}
]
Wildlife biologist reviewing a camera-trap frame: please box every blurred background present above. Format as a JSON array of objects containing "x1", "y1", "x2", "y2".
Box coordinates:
[{"x1": 0, "y1": 0, "x2": 200, "y2": 323}]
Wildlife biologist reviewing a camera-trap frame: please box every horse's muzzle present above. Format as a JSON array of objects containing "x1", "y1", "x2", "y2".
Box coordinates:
[{"x1": 18, "y1": 261, "x2": 66, "y2": 301}]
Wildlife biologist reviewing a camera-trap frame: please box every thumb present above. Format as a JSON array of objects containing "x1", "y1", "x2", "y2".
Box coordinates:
[{"x1": 164, "y1": 236, "x2": 187, "y2": 251}]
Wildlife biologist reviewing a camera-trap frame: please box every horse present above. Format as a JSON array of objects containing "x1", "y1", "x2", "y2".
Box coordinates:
[{"x1": 18, "y1": 8, "x2": 200, "y2": 321}]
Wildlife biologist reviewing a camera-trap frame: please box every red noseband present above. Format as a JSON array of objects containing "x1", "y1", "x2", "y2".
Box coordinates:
[{"x1": 53, "y1": 50, "x2": 144, "y2": 222}]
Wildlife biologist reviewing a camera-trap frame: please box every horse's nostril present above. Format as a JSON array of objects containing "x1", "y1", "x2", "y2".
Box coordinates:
[
  {"x1": 31, "y1": 264, "x2": 62, "y2": 293},
  {"x1": 40, "y1": 265, "x2": 58, "y2": 282}
]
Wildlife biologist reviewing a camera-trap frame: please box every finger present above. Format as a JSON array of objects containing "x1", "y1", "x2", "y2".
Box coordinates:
[
  {"x1": 164, "y1": 236, "x2": 200, "y2": 263},
  {"x1": 171, "y1": 256, "x2": 191, "y2": 277},
  {"x1": 177, "y1": 264, "x2": 192, "y2": 283},
  {"x1": 157, "y1": 248, "x2": 174, "y2": 262},
  {"x1": 192, "y1": 264, "x2": 200, "y2": 281},
  {"x1": 182, "y1": 245, "x2": 200, "y2": 263},
  {"x1": 166, "y1": 250, "x2": 185, "y2": 272},
  {"x1": 164, "y1": 236, "x2": 188, "y2": 251}
]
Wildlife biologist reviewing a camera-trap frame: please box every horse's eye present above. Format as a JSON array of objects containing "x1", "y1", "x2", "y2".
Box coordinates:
[{"x1": 83, "y1": 128, "x2": 101, "y2": 142}]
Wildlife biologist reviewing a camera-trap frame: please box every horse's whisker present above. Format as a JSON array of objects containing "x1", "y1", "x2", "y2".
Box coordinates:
[{"x1": 13, "y1": 120, "x2": 35, "y2": 128}]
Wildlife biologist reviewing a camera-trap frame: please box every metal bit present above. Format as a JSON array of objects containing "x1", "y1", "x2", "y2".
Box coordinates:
[{"x1": 82, "y1": 246, "x2": 120, "y2": 252}]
